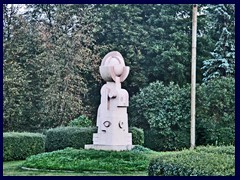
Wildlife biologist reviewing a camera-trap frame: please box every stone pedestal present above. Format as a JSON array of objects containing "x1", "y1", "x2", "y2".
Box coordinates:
[{"x1": 85, "y1": 145, "x2": 135, "y2": 151}]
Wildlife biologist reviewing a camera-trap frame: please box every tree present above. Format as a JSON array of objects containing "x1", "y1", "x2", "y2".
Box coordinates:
[
  {"x1": 3, "y1": 4, "x2": 102, "y2": 131},
  {"x1": 202, "y1": 4, "x2": 235, "y2": 82},
  {"x1": 3, "y1": 4, "x2": 43, "y2": 131},
  {"x1": 4, "y1": 4, "x2": 235, "y2": 132},
  {"x1": 196, "y1": 77, "x2": 235, "y2": 146},
  {"x1": 24, "y1": 4, "x2": 102, "y2": 129},
  {"x1": 92, "y1": 4, "x2": 215, "y2": 95}
]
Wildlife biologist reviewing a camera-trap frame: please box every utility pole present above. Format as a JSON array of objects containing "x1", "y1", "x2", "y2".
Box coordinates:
[{"x1": 191, "y1": 4, "x2": 197, "y2": 149}]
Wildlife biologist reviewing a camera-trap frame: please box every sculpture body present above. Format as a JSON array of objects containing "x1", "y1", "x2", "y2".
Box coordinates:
[{"x1": 85, "y1": 51, "x2": 133, "y2": 151}]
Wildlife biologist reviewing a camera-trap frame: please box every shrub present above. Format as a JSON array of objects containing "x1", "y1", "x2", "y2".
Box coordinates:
[
  {"x1": 68, "y1": 115, "x2": 93, "y2": 127},
  {"x1": 196, "y1": 77, "x2": 235, "y2": 146},
  {"x1": 129, "y1": 127, "x2": 144, "y2": 145},
  {"x1": 131, "y1": 145, "x2": 153, "y2": 153},
  {"x1": 129, "y1": 81, "x2": 191, "y2": 151},
  {"x1": 148, "y1": 146, "x2": 235, "y2": 176},
  {"x1": 22, "y1": 147, "x2": 150, "y2": 173},
  {"x1": 3, "y1": 132, "x2": 45, "y2": 161},
  {"x1": 45, "y1": 127, "x2": 97, "y2": 152},
  {"x1": 130, "y1": 77, "x2": 235, "y2": 151}
]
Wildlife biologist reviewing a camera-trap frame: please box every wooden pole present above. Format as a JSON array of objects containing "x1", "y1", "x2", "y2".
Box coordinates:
[{"x1": 191, "y1": 4, "x2": 197, "y2": 149}]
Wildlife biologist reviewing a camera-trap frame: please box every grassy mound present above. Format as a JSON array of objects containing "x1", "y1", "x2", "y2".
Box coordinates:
[{"x1": 22, "y1": 146, "x2": 153, "y2": 173}]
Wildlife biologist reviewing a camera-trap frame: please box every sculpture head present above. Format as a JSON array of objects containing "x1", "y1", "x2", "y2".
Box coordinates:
[{"x1": 100, "y1": 51, "x2": 130, "y2": 82}]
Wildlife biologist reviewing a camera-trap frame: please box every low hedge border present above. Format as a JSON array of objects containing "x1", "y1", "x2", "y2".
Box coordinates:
[
  {"x1": 148, "y1": 146, "x2": 235, "y2": 176},
  {"x1": 45, "y1": 127, "x2": 96, "y2": 152},
  {"x1": 3, "y1": 132, "x2": 45, "y2": 161},
  {"x1": 45, "y1": 126, "x2": 144, "y2": 152}
]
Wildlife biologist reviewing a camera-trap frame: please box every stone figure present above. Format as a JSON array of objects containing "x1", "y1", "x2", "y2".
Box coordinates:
[{"x1": 85, "y1": 51, "x2": 133, "y2": 151}]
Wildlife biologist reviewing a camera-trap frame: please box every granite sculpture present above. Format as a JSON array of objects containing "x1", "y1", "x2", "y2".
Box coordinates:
[{"x1": 85, "y1": 51, "x2": 133, "y2": 151}]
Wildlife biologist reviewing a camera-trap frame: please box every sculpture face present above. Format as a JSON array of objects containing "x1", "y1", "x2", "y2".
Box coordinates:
[{"x1": 85, "y1": 51, "x2": 133, "y2": 151}]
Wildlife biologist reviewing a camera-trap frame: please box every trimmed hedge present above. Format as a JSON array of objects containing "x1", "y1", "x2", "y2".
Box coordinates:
[
  {"x1": 195, "y1": 145, "x2": 235, "y2": 155},
  {"x1": 148, "y1": 146, "x2": 235, "y2": 176},
  {"x1": 45, "y1": 126, "x2": 144, "y2": 152},
  {"x1": 3, "y1": 132, "x2": 45, "y2": 161},
  {"x1": 45, "y1": 127, "x2": 97, "y2": 152}
]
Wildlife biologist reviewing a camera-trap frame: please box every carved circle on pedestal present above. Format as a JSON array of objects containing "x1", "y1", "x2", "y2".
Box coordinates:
[
  {"x1": 103, "y1": 121, "x2": 111, "y2": 128},
  {"x1": 118, "y1": 121, "x2": 124, "y2": 129}
]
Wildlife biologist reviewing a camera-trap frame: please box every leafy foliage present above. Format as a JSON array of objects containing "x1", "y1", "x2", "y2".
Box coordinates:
[
  {"x1": 26, "y1": 4, "x2": 102, "y2": 128},
  {"x1": 3, "y1": 132, "x2": 45, "y2": 161},
  {"x1": 93, "y1": 4, "x2": 219, "y2": 93},
  {"x1": 3, "y1": 4, "x2": 235, "y2": 134},
  {"x1": 68, "y1": 115, "x2": 93, "y2": 128},
  {"x1": 3, "y1": 4, "x2": 45, "y2": 132},
  {"x1": 129, "y1": 81, "x2": 191, "y2": 151},
  {"x1": 22, "y1": 147, "x2": 150, "y2": 173},
  {"x1": 148, "y1": 146, "x2": 235, "y2": 176},
  {"x1": 195, "y1": 145, "x2": 235, "y2": 155},
  {"x1": 131, "y1": 145, "x2": 153, "y2": 153},
  {"x1": 196, "y1": 77, "x2": 235, "y2": 146},
  {"x1": 202, "y1": 4, "x2": 235, "y2": 82},
  {"x1": 3, "y1": 4, "x2": 102, "y2": 132},
  {"x1": 129, "y1": 127, "x2": 144, "y2": 146},
  {"x1": 45, "y1": 127, "x2": 97, "y2": 152},
  {"x1": 130, "y1": 77, "x2": 234, "y2": 150},
  {"x1": 3, "y1": 60, "x2": 29, "y2": 132}
]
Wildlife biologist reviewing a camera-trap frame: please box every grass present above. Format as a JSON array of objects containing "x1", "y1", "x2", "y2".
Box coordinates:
[{"x1": 3, "y1": 160, "x2": 148, "y2": 176}]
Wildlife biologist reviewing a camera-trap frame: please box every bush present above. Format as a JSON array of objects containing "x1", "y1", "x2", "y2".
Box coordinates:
[
  {"x1": 131, "y1": 145, "x2": 153, "y2": 153},
  {"x1": 129, "y1": 81, "x2": 191, "y2": 151},
  {"x1": 45, "y1": 127, "x2": 97, "y2": 152},
  {"x1": 129, "y1": 127, "x2": 144, "y2": 145},
  {"x1": 3, "y1": 132, "x2": 45, "y2": 161},
  {"x1": 22, "y1": 147, "x2": 150, "y2": 173},
  {"x1": 130, "y1": 77, "x2": 235, "y2": 151},
  {"x1": 196, "y1": 77, "x2": 235, "y2": 146},
  {"x1": 68, "y1": 115, "x2": 93, "y2": 127},
  {"x1": 148, "y1": 146, "x2": 235, "y2": 176}
]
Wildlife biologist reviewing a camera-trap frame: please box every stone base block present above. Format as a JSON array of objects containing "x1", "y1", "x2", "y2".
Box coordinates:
[{"x1": 84, "y1": 144, "x2": 135, "y2": 151}]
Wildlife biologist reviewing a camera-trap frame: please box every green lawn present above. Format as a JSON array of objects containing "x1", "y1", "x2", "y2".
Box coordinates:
[{"x1": 3, "y1": 160, "x2": 148, "y2": 176}]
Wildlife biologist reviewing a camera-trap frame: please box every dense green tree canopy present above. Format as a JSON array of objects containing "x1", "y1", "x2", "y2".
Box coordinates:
[
  {"x1": 3, "y1": 4, "x2": 235, "y2": 132},
  {"x1": 202, "y1": 4, "x2": 235, "y2": 82}
]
